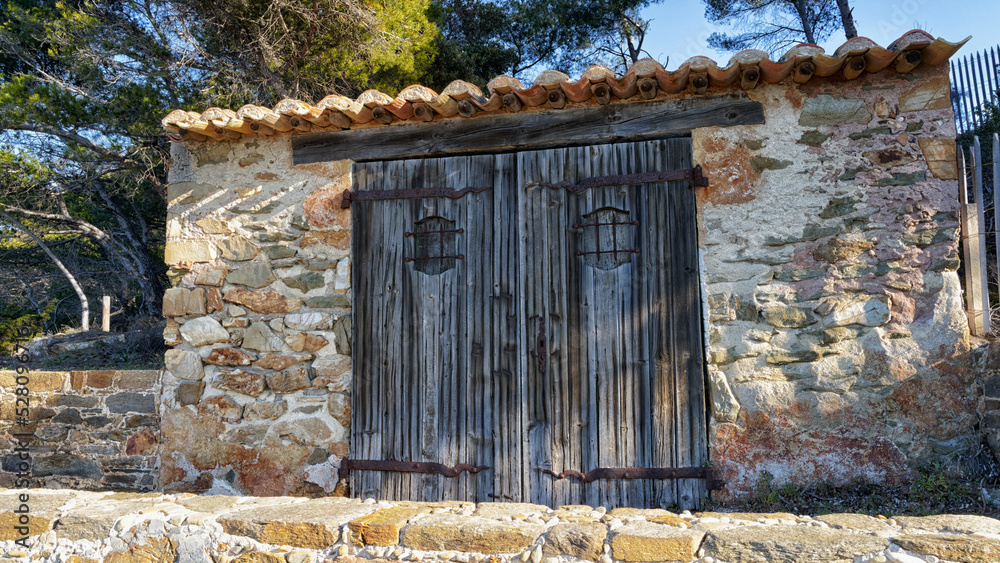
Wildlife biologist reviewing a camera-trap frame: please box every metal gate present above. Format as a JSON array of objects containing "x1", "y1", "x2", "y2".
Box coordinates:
[{"x1": 348, "y1": 138, "x2": 711, "y2": 508}]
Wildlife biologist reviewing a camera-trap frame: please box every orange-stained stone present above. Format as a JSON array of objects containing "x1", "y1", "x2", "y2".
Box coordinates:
[
  {"x1": 197, "y1": 395, "x2": 243, "y2": 423},
  {"x1": 205, "y1": 288, "x2": 223, "y2": 313},
  {"x1": 223, "y1": 289, "x2": 302, "y2": 314},
  {"x1": 693, "y1": 130, "x2": 758, "y2": 206},
  {"x1": 299, "y1": 229, "x2": 350, "y2": 249},
  {"x1": 303, "y1": 186, "x2": 351, "y2": 230},
  {"x1": 87, "y1": 370, "x2": 115, "y2": 389},
  {"x1": 205, "y1": 347, "x2": 255, "y2": 366},
  {"x1": 126, "y1": 427, "x2": 159, "y2": 455},
  {"x1": 255, "y1": 353, "x2": 312, "y2": 370},
  {"x1": 350, "y1": 507, "x2": 428, "y2": 546}
]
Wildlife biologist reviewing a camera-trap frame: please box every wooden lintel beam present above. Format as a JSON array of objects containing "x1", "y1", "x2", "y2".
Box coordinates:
[{"x1": 291, "y1": 94, "x2": 764, "y2": 164}]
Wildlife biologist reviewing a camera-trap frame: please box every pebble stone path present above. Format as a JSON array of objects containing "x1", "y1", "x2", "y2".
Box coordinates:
[{"x1": 2, "y1": 490, "x2": 999, "y2": 562}]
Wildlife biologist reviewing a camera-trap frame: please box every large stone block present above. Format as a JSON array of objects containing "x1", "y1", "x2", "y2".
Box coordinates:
[
  {"x1": 285, "y1": 312, "x2": 334, "y2": 331},
  {"x1": 899, "y1": 76, "x2": 951, "y2": 112},
  {"x1": 328, "y1": 392, "x2": 351, "y2": 427},
  {"x1": 106, "y1": 393, "x2": 157, "y2": 414},
  {"x1": 286, "y1": 332, "x2": 329, "y2": 353},
  {"x1": 215, "y1": 369, "x2": 267, "y2": 397},
  {"x1": 224, "y1": 289, "x2": 302, "y2": 313},
  {"x1": 165, "y1": 349, "x2": 205, "y2": 381},
  {"x1": 798, "y1": 95, "x2": 870, "y2": 127},
  {"x1": 543, "y1": 523, "x2": 607, "y2": 561},
  {"x1": 826, "y1": 295, "x2": 890, "y2": 327},
  {"x1": 610, "y1": 524, "x2": 704, "y2": 562},
  {"x1": 227, "y1": 262, "x2": 276, "y2": 288},
  {"x1": 217, "y1": 236, "x2": 261, "y2": 261},
  {"x1": 893, "y1": 534, "x2": 1000, "y2": 563},
  {"x1": 164, "y1": 240, "x2": 216, "y2": 265},
  {"x1": 204, "y1": 347, "x2": 256, "y2": 366},
  {"x1": 702, "y1": 525, "x2": 888, "y2": 563},
  {"x1": 195, "y1": 265, "x2": 229, "y2": 287},
  {"x1": 267, "y1": 366, "x2": 312, "y2": 394},
  {"x1": 918, "y1": 137, "x2": 959, "y2": 179},
  {"x1": 217, "y1": 499, "x2": 375, "y2": 549},
  {"x1": 243, "y1": 322, "x2": 286, "y2": 352},
  {"x1": 350, "y1": 507, "x2": 428, "y2": 546},
  {"x1": 761, "y1": 306, "x2": 817, "y2": 328},
  {"x1": 179, "y1": 317, "x2": 230, "y2": 347},
  {"x1": 255, "y1": 353, "x2": 312, "y2": 370},
  {"x1": 402, "y1": 514, "x2": 544, "y2": 554},
  {"x1": 162, "y1": 287, "x2": 189, "y2": 317}
]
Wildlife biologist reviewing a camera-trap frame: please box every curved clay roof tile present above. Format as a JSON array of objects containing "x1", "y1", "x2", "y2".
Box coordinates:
[
  {"x1": 779, "y1": 43, "x2": 825, "y2": 63},
  {"x1": 579, "y1": 65, "x2": 617, "y2": 82},
  {"x1": 833, "y1": 36, "x2": 877, "y2": 57},
  {"x1": 533, "y1": 69, "x2": 572, "y2": 87},
  {"x1": 162, "y1": 30, "x2": 967, "y2": 143},
  {"x1": 628, "y1": 58, "x2": 667, "y2": 77},
  {"x1": 888, "y1": 29, "x2": 935, "y2": 52},
  {"x1": 485, "y1": 75, "x2": 525, "y2": 94},
  {"x1": 397, "y1": 85, "x2": 439, "y2": 102},
  {"x1": 356, "y1": 89, "x2": 395, "y2": 107},
  {"x1": 728, "y1": 49, "x2": 769, "y2": 67}
]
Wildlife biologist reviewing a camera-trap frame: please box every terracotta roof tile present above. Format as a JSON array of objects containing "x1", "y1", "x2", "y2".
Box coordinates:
[{"x1": 163, "y1": 31, "x2": 969, "y2": 143}]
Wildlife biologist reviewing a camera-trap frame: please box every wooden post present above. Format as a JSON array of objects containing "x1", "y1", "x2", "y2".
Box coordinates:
[
  {"x1": 993, "y1": 133, "x2": 1000, "y2": 294},
  {"x1": 102, "y1": 296, "x2": 110, "y2": 332},
  {"x1": 961, "y1": 141, "x2": 990, "y2": 336},
  {"x1": 974, "y1": 137, "x2": 992, "y2": 335}
]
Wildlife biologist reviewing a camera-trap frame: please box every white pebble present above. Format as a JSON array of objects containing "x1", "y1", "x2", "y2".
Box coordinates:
[
  {"x1": 703, "y1": 557, "x2": 716, "y2": 563},
  {"x1": 439, "y1": 551, "x2": 457, "y2": 560},
  {"x1": 719, "y1": 517, "x2": 731, "y2": 523},
  {"x1": 599, "y1": 556, "x2": 612, "y2": 563},
  {"x1": 456, "y1": 553, "x2": 470, "y2": 563},
  {"x1": 696, "y1": 517, "x2": 720, "y2": 524},
  {"x1": 886, "y1": 551, "x2": 925, "y2": 563},
  {"x1": 871, "y1": 556, "x2": 887, "y2": 563},
  {"x1": 363, "y1": 498, "x2": 377, "y2": 504},
  {"x1": 532, "y1": 545, "x2": 543, "y2": 563},
  {"x1": 521, "y1": 549, "x2": 531, "y2": 562},
  {"x1": 338, "y1": 544, "x2": 351, "y2": 556}
]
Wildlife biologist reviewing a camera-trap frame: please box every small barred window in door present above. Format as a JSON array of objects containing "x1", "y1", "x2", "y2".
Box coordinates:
[
  {"x1": 406, "y1": 216, "x2": 461, "y2": 275},
  {"x1": 575, "y1": 207, "x2": 638, "y2": 270}
]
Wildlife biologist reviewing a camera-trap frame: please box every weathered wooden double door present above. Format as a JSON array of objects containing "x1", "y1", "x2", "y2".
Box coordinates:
[{"x1": 351, "y1": 138, "x2": 707, "y2": 508}]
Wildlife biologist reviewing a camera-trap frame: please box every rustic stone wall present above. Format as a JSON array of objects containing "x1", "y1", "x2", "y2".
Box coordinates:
[
  {"x1": 162, "y1": 63, "x2": 975, "y2": 498},
  {"x1": 694, "y1": 65, "x2": 975, "y2": 495},
  {"x1": 0, "y1": 370, "x2": 161, "y2": 491},
  {"x1": 162, "y1": 139, "x2": 352, "y2": 495},
  {"x1": 6, "y1": 490, "x2": 1000, "y2": 563}
]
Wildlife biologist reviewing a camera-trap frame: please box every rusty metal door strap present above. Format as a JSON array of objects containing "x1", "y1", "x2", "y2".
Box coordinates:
[
  {"x1": 340, "y1": 186, "x2": 491, "y2": 208},
  {"x1": 338, "y1": 460, "x2": 489, "y2": 481},
  {"x1": 546, "y1": 467, "x2": 725, "y2": 490},
  {"x1": 341, "y1": 165, "x2": 709, "y2": 208}
]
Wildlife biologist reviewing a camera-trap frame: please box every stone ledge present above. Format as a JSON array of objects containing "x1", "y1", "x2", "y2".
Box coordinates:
[{"x1": 2, "y1": 490, "x2": 1000, "y2": 563}]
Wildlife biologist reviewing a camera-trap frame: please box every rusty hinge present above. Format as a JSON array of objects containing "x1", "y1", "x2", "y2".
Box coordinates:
[
  {"x1": 341, "y1": 186, "x2": 491, "y2": 209},
  {"x1": 546, "y1": 466, "x2": 725, "y2": 490},
  {"x1": 338, "y1": 459, "x2": 490, "y2": 481},
  {"x1": 530, "y1": 165, "x2": 709, "y2": 194}
]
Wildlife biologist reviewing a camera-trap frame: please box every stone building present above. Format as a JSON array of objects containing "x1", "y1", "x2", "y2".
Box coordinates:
[{"x1": 160, "y1": 30, "x2": 973, "y2": 507}]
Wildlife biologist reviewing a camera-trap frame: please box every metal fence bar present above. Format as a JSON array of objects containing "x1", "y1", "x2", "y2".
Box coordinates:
[
  {"x1": 952, "y1": 44, "x2": 1000, "y2": 134},
  {"x1": 994, "y1": 134, "x2": 1000, "y2": 298}
]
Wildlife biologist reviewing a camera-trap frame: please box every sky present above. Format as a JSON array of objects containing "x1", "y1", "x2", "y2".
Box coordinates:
[{"x1": 637, "y1": 0, "x2": 1000, "y2": 68}]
